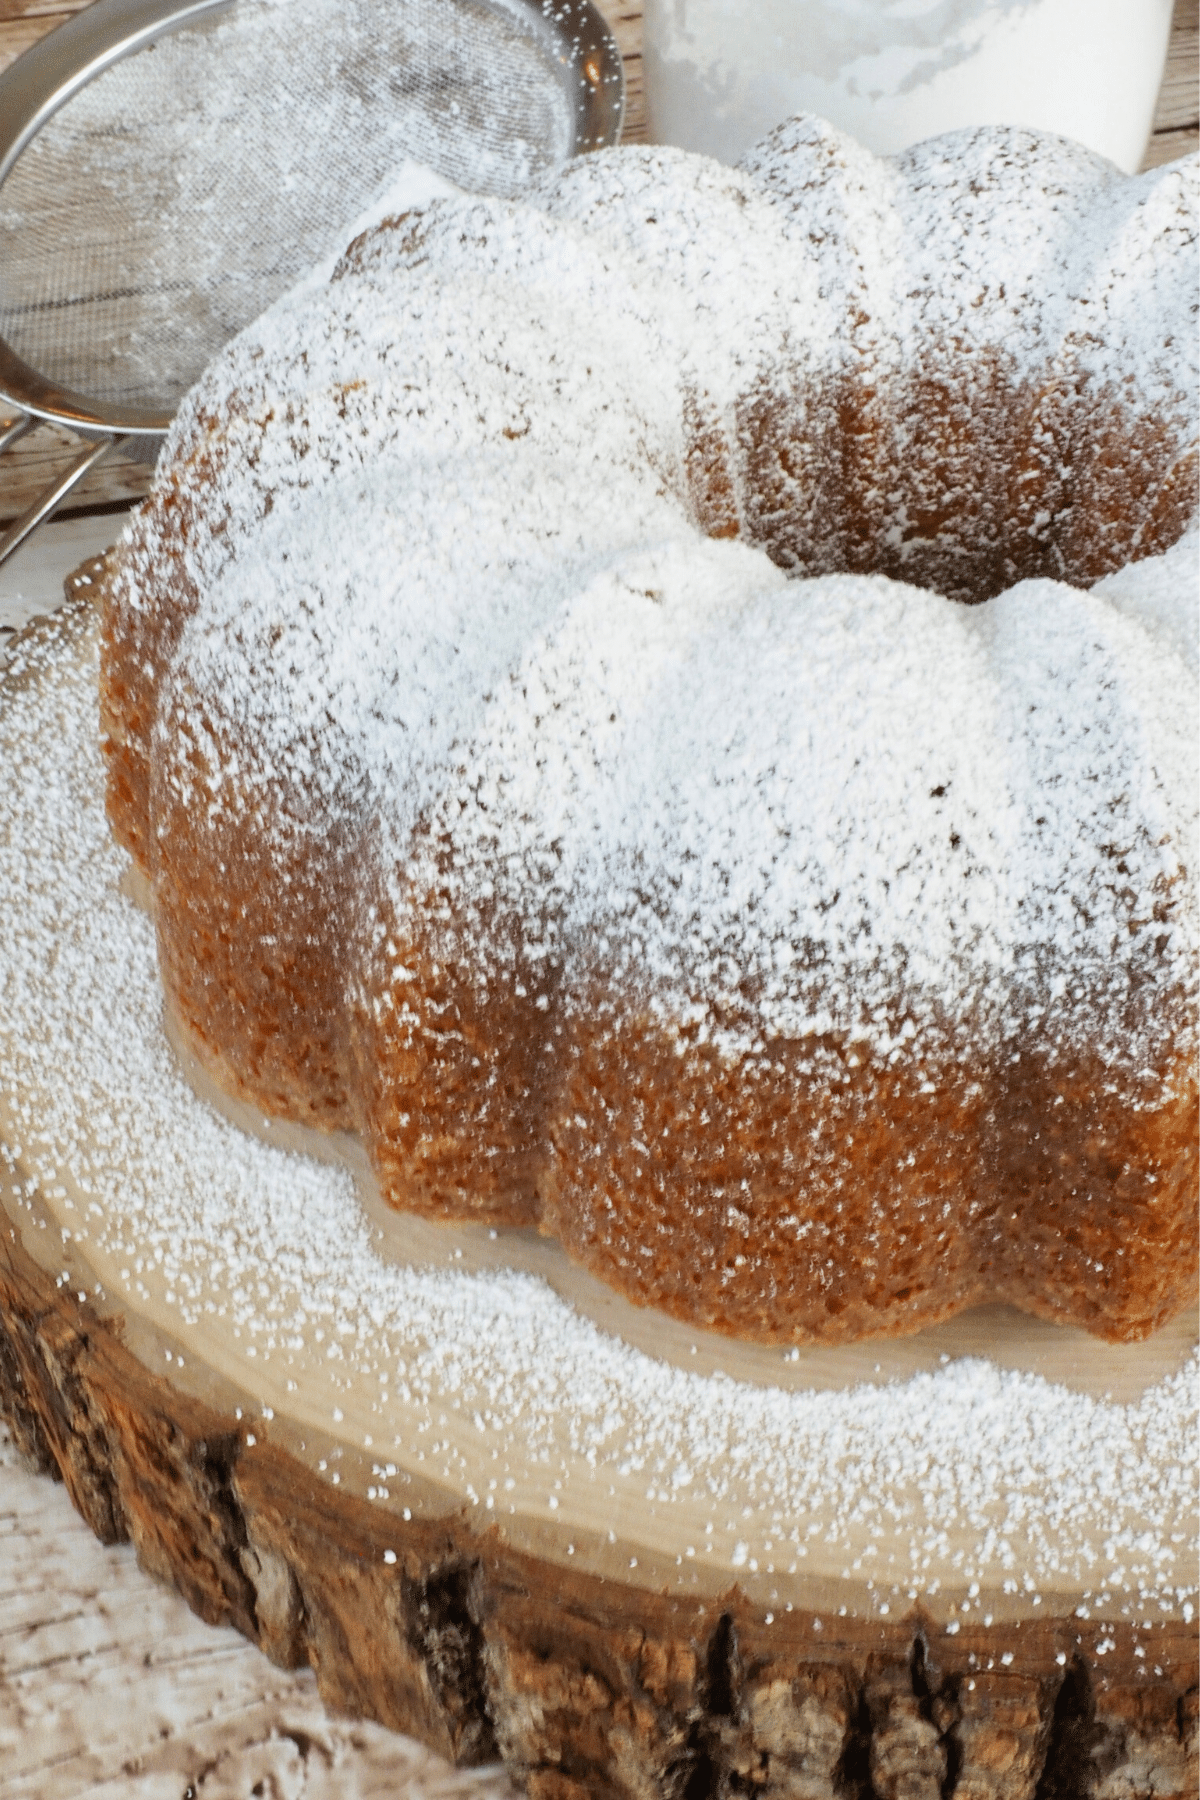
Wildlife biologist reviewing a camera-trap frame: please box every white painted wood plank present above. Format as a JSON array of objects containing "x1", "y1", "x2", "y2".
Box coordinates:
[
  {"x1": 0, "y1": 1421, "x2": 517, "y2": 1799},
  {"x1": 0, "y1": 8, "x2": 1195, "y2": 1790},
  {"x1": 0, "y1": 514, "x2": 121, "y2": 632},
  {"x1": 0, "y1": 503, "x2": 519, "y2": 1799}
]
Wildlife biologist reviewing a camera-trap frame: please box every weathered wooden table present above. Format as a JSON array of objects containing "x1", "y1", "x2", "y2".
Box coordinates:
[
  {"x1": 0, "y1": 7, "x2": 1196, "y2": 1797},
  {"x1": 0, "y1": 0, "x2": 1195, "y2": 530}
]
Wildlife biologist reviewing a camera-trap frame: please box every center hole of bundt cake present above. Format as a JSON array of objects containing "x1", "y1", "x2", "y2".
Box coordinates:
[{"x1": 685, "y1": 379, "x2": 1195, "y2": 605}]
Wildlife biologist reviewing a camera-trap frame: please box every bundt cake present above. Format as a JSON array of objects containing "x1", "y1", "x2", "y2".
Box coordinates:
[{"x1": 100, "y1": 117, "x2": 1199, "y2": 1346}]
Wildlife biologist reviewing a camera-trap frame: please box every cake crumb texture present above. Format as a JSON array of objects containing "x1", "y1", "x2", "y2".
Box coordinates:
[
  {"x1": 1, "y1": 600, "x2": 1197, "y2": 1627},
  {"x1": 98, "y1": 120, "x2": 1199, "y2": 1343}
]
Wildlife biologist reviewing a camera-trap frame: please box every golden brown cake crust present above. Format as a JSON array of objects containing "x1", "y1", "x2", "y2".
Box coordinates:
[{"x1": 100, "y1": 124, "x2": 1200, "y2": 1345}]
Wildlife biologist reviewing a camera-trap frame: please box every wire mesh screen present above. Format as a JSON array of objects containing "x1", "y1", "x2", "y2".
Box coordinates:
[{"x1": 0, "y1": 0, "x2": 602, "y2": 417}]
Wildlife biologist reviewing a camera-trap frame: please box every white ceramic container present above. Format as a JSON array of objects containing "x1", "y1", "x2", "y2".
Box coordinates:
[{"x1": 644, "y1": 0, "x2": 1174, "y2": 174}]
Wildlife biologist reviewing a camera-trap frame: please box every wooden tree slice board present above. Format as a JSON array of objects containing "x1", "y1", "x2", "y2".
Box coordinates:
[{"x1": 1, "y1": 584, "x2": 1197, "y2": 1799}]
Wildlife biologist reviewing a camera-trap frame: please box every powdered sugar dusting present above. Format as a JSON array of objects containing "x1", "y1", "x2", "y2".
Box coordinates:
[
  {"x1": 25, "y1": 122, "x2": 1195, "y2": 1599},
  {"x1": 1094, "y1": 523, "x2": 1200, "y2": 676},
  {"x1": 112, "y1": 127, "x2": 1199, "y2": 1078},
  {"x1": 1, "y1": 607, "x2": 1197, "y2": 1619},
  {"x1": 382, "y1": 538, "x2": 1196, "y2": 1066},
  {"x1": 0, "y1": 0, "x2": 580, "y2": 410}
]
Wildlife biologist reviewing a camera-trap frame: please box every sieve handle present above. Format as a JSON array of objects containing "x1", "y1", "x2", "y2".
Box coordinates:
[
  {"x1": 0, "y1": 430, "x2": 124, "y2": 569},
  {"x1": 0, "y1": 414, "x2": 34, "y2": 460}
]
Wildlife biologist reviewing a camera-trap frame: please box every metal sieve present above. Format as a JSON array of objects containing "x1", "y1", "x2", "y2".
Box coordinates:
[{"x1": 0, "y1": 0, "x2": 624, "y2": 563}]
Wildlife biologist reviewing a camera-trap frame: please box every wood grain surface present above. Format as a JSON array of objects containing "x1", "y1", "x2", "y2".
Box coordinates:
[
  {"x1": 0, "y1": 0, "x2": 154, "y2": 521},
  {"x1": 0, "y1": 1415, "x2": 518, "y2": 1799},
  {"x1": 1, "y1": 6, "x2": 1198, "y2": 1793},
  {"x1": 2, "y1": 1157, "x2": 1195, "y2": 1800},
  {"x1": 1, "y1": 532, "x2": 1196, "y2": 1800},
  {"x1": 0, "y1": 545, "x2": 526, "y2": 1800},
  {"x1": 0, "y1": 0, "x2": 1195, "y2": 525}
]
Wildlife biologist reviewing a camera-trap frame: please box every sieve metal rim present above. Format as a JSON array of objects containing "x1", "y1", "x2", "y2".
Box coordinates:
[
  {"x1": 0, "y1": 0, "x2": 626, "y2": 440},
  {"x1": 0, "y1": 0, "x2": 623, "y2": 559}
]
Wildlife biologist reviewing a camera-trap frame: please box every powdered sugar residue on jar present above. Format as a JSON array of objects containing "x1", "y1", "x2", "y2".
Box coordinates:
[{"x1": 644, "y1": 0, "x2": 1173, "y2": 173}]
